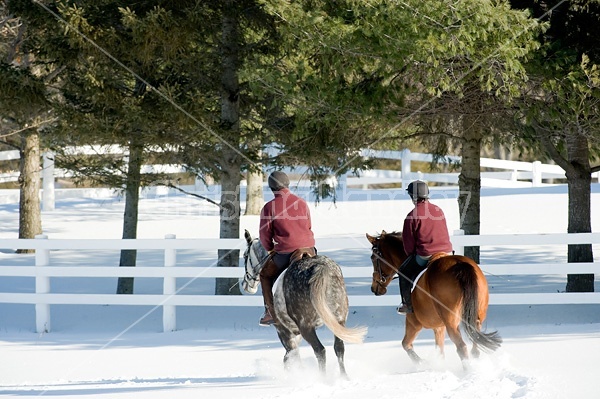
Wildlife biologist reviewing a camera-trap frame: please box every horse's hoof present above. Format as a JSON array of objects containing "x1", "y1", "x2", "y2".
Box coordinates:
[
  {"x1": 461, "y1": 359, "x2": 473, "y2": 372},
  {"x1": 407, "y1": 350, "x2": 422, "y2": 364}
]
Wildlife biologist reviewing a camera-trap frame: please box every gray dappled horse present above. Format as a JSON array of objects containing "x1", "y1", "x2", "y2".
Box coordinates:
[{"x1": 243, "y1": 230, "x2": 367, "y2": 377}]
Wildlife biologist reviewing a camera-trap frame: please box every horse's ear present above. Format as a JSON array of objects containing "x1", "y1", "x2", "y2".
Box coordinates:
[
  {"x1": 244, "y1": 229, "x2": 252, "y2": 243},
  {"x1": 381, "y1": 230, "x2": 387, "y2": 236},
  {"x1": 366, "y1": 233, "x2": 376, "y2": 244}
]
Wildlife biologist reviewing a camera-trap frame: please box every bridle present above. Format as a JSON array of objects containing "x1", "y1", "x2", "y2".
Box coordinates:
[
  {"x1": 371, "y1": 240, "x2": 399, "y2": 288},
  {"x1": 244, "y1": 239, "x2": 270, "y2": 277},
  {"x1": 242, "y1": 237, "x2": 272, "y2": 294}
]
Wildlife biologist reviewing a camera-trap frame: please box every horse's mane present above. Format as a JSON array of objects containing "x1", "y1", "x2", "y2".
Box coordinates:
[
  {"x1": 377, "y1": 231, "x2": 406, "y2": 257},
  {"x1": 380, "y1": 231, "x2": 403, "y2": 244},
  {"x1": 253, "y1": 238, "x2": 269, "y2": 259}
]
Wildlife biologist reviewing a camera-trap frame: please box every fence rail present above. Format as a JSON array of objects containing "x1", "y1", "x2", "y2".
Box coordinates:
[
  {"x1": 1, "y1": 233, "x2": 599, "y2": 333},
  {"x1": 4, "y1": 147, "x2": 600, "y2": 209}
]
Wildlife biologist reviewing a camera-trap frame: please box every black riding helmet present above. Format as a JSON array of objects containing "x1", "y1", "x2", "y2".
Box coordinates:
[
  {"x1": 268, "y1": 171, "x2": 290, "y2": 191},
  {"x1": 406, "y1": 180, "x2": 429, "y2": 201}
]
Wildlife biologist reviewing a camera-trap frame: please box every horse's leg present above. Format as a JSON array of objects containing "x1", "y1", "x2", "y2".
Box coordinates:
[
  {"x1": 283, "y1": 348, "x2": 301, "y2": 370},
  {"x1": 403, "y1": 315, "x2": 424, "y2": 364},
  {"x1": 276, "y1": 327, "x2": 301, "y2": 370},
  {"x1": 333, "y1": 336, "x2": 348, "y2": 378},
  {"x1": 433, "y1": 327, "x2": 446, "y2": 358},
  {"x1": 445, "y1": 324, "x2": 469, "y2": 365},
  {"x1": 299, "y1": 327, "x2": 327, "y2": 374}
]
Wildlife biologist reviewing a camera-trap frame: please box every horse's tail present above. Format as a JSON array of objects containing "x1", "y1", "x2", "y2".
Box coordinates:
[
  {"x1": 456, "y1": 262, "x2": 502, "y2": 353},
  {"x1": 310, "y1": 260, "x2": 367, "y2": 344}
]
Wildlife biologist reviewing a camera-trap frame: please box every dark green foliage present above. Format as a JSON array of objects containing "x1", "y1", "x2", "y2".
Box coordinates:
[{"x1": 510, "y1": 0, "x2": 600, "y2": 292}]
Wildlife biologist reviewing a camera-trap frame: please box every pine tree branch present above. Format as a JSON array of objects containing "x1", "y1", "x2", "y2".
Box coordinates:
[{"x1": 162, "y1": 182, "x2": 222, "y2": 208}]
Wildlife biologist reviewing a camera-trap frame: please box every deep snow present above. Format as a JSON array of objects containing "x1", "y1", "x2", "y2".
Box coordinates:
[{"x1": 1, "y1": 183, "x2": 599, "y2": 398}]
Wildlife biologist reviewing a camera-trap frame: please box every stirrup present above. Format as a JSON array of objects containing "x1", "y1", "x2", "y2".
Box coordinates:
[
  {"x1": 259, "y1": 310, "x2": 275, "y2": 326},
  {"x1": 396, "y1": 303, "x2": 412, "y2": 315}
]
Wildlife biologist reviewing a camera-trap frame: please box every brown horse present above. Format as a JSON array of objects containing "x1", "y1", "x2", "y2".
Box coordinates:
[{"x1": 366, "y1": 231, "x2": 501, "y2": 367}]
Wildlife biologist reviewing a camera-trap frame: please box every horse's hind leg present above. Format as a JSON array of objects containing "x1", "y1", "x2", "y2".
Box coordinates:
[
  {"x1": 403, "y1": 315, "x2": 424, "y2": 364},
  {"x1": 300, "y1": 327, "x2": 327, "y2": 374},
  {"x1": 446, "y1": 324, "x2": 469, "y2": 363},
  {"x1": 276, "y1": 327, "x2": 301, "y2": 370},
  {"x1": 333, "y1": 336, "x2": 348, "y2": 378},
  {"x1": 433, "y1": 327, "x2": 446, "y2": 358}
]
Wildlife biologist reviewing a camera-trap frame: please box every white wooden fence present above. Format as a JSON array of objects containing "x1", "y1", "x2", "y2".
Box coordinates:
[
  {"x1": 0, "y1": 232, "x2": 598, "y2": 333},
  {"x1": 353, "y1": 149, "x2": 590, "y2": 189},
  {"x1": 3, "y1": 147, "x2": 600, "y2": 209},
  {"x1": 0, "y1": 148, "x2": 188, "y2": 210}
]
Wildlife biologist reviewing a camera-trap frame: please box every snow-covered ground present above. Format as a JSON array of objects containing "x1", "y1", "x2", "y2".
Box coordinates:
[{"x1": 1, "y1": 183, "x2": 599, "y2": 399}]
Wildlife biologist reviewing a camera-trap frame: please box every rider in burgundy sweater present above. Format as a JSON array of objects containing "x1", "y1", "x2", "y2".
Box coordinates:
[
  {"x1": 258, "y1": 171, "x2": 316, "y2": 326},
  {"x1": 402, "y1": 200, "x2": 453, "y2": 258},
  {"x1": 399, "y1": 180, "x2": 453, "y2": 314}
]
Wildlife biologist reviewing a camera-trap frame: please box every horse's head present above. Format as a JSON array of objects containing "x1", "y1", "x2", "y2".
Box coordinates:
[
  {"x1": 366, "y1": 230, "x2": 407, "y2": 296},
  {"x1": 242, "y1": 230, "x2": 269, "y2": 294}
]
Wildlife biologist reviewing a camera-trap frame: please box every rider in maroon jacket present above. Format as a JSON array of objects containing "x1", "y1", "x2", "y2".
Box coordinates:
[
  {"x1": 398, "y1": 180, "x2": 453, "y2": 314},
  {"x1": 258, "y1": 171, "x2": 316, "y2": 326}
]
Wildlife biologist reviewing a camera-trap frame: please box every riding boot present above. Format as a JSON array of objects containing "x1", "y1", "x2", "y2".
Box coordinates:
[
  {"x1": 397, "y1": 275, "x2": 413, "y2": 315},
  {"x1": 397, "y1": 255, "x2": 419, "y2": 315},
  {"x1": 259, "y1": 258, "x2": 279, "y2": 326}
]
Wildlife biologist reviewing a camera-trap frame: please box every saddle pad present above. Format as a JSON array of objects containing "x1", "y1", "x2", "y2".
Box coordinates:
[
  {"x1": 411, "y1": 268, "x2": 427, "y2": 293},
  {"x1": 272, "y1": 268, "x2": 288, "y2": 294}
]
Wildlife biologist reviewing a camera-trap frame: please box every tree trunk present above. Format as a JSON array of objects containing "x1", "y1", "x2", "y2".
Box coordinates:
[
  {"x1": 457, "y1": 121, "x2": 481, "y2": 263},
  {"x1": 17, "y1": 130, "x2": 42, "y2": 253},
  {"x1": 245, "y1": 163, "x2": 264, "y2": 215},
  {"x1": 564, "y1": 134, "x2": 594, "y2": 292},
  {"x1": 116, "y1": 139, "x2": 143, "y2": 295},
  {"x1": 216, "y1": 153, "x2": 243, "y2": 295},
  {"x1": 215, "y1": 1, "x2": 242, "y2": 295}
]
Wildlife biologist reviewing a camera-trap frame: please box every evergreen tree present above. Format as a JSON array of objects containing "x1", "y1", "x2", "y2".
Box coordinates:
[
  {"x1": 8, "y1": 1, "x2": 221, "y2": 292},
  {"x1": 0, "y1": 2, "x2": 53, "y2": 249},
  {"x1": 168, "y1": 0, "x2": 279, "y2": 294},
  {"x1": 396, "y1": 0, "x2": 542, "y2": 262},
  {"x1": 511, "y1": 0, "x2": 600, "y2": 292},
  {"x1": 12, "y1": 1, "x2": 281, "y2": 294},
  {"x1": 253, "y1": 1, "x2": 416, "y2": 193},
  {"x1": 256, "y1": 1, "x2": 541, "y2": 261}
]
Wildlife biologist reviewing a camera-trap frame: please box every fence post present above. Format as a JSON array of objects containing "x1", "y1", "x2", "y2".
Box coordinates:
[
  {"x1": 452, "y1": 229, "x2": 464, "y2": 256},
  {"x1": 42, "y1": 152, "x2": 55, "y2": 211},
  {"x1": 163, "y1": 234, "x2": 177, "y2": 332},
  {"x1": 401, "y1": 149, "x2": 412, "y2": 189},
  {"x1": 335, "y1": 174, "x2": 347, "y2": 201},
  {"x1": 532, "y1": 161, "x2": 542, "y2": 187},
  {"x1": 35, "y1": 234, "x2": 51, "y2": 333}
]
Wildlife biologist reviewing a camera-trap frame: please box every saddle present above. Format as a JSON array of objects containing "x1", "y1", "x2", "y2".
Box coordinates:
[
  {"x1": 412, "y1": 252, "x2": 450, "y2": 292},
  {"x1": 426, "y1": 252, "x2": 450, "y2": 266},
  {"x1": 289, "y1": 247, "x2": 317, "y2": 265}
]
